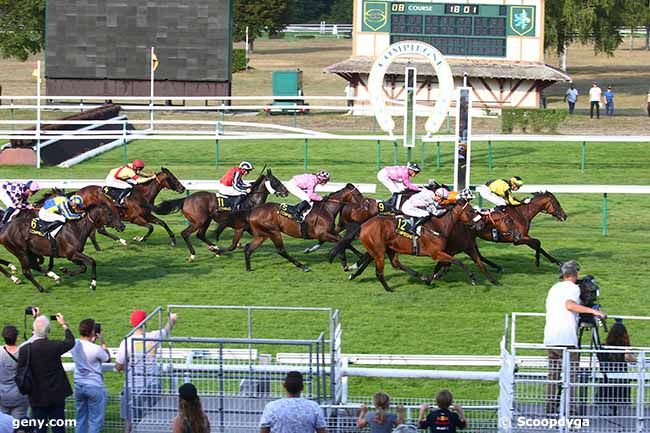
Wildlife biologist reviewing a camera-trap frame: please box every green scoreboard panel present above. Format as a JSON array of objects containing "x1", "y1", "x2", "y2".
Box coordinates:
[{"x1": 362, "y1": 1, "x2": 536, "y2": 57}]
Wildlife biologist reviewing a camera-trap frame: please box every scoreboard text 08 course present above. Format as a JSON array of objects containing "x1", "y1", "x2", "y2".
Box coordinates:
[{"x1": 362, "y1": 1, "x2": 537, "y2": 57}]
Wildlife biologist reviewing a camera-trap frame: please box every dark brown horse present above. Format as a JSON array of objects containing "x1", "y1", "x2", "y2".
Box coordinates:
[
  {"x1": 0, "y1": 204, "x2": 124, "y2": 292},
  {"x1": 153, "y1": 169, "x2": 289, "y2": 260},
  {"x1": 244, "y1": 183, "x2": 366, "y2": 272},
  {"x1": 328, "y1": 200, "x2": 486, "y2": 292},
  {"x1": 478, "y1": 191, "x2": 567, "y2": 266}
]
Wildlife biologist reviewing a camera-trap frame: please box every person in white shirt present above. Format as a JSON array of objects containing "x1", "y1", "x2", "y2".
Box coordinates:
[
  {"x1": 544, "y1": 260, "x2": 606, "y2": 414},
  {"x1": 589, "y1": 82, "x2": 602, "y2": 119},
  {"x1": 115, "y1": 310, "x2": 177, "y2": 433},
  {"x1": 71, "y1": 319, "x2": 111, "y2": 433}
]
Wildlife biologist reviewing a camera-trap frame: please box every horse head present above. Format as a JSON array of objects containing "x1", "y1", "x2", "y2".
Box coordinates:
[
  {"x1": 454, "y1": 199, "x2": 484, "y2": 230},
  {"x1": 158, "y1": 167, "x2": 186, "y2": 194},
  {"x1": 535, "y1": 191, "x2": 567, "y2": 222},
  {"x1": 88, "y1": 204, "x2": 125, "y2": 232},
  {"x1": 263, "y1": 168, "x2": 289, "y2": 198}
]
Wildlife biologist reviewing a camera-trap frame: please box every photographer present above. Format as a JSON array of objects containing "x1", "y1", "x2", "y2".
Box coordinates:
[
  {"x1": 543, "y1": 261, "x2": 606, "y2": 414},
  {"x1": 71, "y1": 319, "x2": 111, "y2": 433},
  {"x1": 17, "y1": 309, "x2": 75, "y2": 433}
]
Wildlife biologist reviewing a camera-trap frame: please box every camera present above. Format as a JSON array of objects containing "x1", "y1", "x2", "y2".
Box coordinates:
[
  {"x1": 95, "y1": 322, "x2": 102, "y2": 335},
  {"x1": 578, "y1": 274, "x2": 600, "y2": 308},
  {"x1": 24, "y1": 306, "x2": 35, "y2": 315}
]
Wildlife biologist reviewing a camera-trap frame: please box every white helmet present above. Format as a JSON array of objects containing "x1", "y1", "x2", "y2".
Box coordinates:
[
  {"x1": 435, "y1": 188, "x2": 449, "y2": 199},
  {"x1": 407, "y1": 162, "x2": 421, "y2": 173},
  {"x1": 316, "y1": 170, "x2": 330, "y2": 181},
  {"x1": 239, "y1": 161, "x2": 254, "y2": 171}
]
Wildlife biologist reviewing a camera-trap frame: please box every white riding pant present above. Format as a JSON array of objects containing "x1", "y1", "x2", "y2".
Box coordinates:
[
  {"x1": 38, "y1": 208, "x2": 66, "y2": 223},
  {"x1": 477, "y1": 185, "x2": 507, "y2": 207},
  {"x1": 217, "y1": 184, "x2": 245, "y2": 196},
  {"x1": 105, "y1": 176, "x2": 133, "y2": 190},
  {"x1": 401, "y1": 202, "x2": 429, "y2": 218},
  {"x1": 377, "y1": 169, "x2": 405, "y2": 194},
  {"x1": 285, "y1": 180, "x2": 311, "y2": 203},
  {"x1": 0, "y1": 189, "x2": 14, "y2": 209}
]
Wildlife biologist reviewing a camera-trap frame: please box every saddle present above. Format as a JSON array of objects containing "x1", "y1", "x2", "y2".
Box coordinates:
[
  {"x1": 278, "y1": 203, "x2": 309, "y2": 238},
  {"x1": 377, "y1": 200, "x2": 398, "y2": 216},
  {"x1": 214, "y1": 194, "x2": 238, "y2": 212},
  {"x1": 29, "y1": 218, "x2": 61, "y2": 239},
  {"x1": 103, "y1": 186, "x2": 129, "y2": 203},
  {"x1": 395, "y1": 216, "x2": 422, "y2": 256}
]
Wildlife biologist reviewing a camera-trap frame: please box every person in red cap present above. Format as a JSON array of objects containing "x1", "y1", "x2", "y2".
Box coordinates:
[
  {"x1": 116, "y1": 310, "x2": 177, "y2": 432},
  {"x1": 105, "y1": 160, "x2": 156, "y2": 205}
]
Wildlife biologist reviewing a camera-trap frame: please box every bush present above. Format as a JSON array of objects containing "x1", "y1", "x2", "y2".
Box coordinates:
[
  {"x1": 501, "y1": 108, "x2": 568, "y2": 133},
  {"x1": 232, "y1": 48, "x2": 247, "y2": 73}
]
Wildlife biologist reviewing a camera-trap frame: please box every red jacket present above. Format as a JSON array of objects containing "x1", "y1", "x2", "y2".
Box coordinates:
[{"x1": 220, "y1": 167, "x2": 248, "y2": 192}]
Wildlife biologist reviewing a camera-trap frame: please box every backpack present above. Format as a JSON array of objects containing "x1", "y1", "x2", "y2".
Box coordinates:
[{"x1": 15, "y1": 343, "x2": 33, "y2": 395}]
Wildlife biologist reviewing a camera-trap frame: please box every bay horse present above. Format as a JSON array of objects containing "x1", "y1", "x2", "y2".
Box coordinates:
[
  {"x1": 328, "y1": 200, "x2": 486, "y2": 292},
  {"x1": 153, "y1": 169, "x2": 289, "y2": 260},
  {"x1": 479, "y1": 191, "x2": 567, "y2": 266},
  {"x1": 243, "y1": 183, "x2": 366, "y2": 272},
  {"x1": 0, "y1": 204, "x2": 125, "y2": 292}
]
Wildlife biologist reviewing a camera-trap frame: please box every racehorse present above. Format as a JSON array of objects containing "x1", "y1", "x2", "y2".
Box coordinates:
[
  {"x1": 0, "y1": 204, "x2": 125, "y2": 292},
  {"x1": 243, "y1": 183, "x2": 366, "y2": 272},
  {"x1": 478, "y1": 191, "x2": 567, "y2": 266},
  {"x1": 153, "y1": 168, "x2": 289, "y2": 260},
  {"x1": 328, "y1": 200, "x2": 490, "y2": 292}
]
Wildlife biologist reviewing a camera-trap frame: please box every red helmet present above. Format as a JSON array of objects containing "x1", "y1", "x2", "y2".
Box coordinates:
[{"x1": 132, "y1": 159, "x2": 145, "y2": 169}]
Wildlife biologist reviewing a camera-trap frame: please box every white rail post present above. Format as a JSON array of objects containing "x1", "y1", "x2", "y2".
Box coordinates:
[
  {"x1": 36, "y1": 60, "x2": 42, "y2": 169},
  {"x1": 150, "y1": 47, "x2": 156, "y2": 130}
]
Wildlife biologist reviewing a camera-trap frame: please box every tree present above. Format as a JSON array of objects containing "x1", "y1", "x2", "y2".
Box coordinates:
[
  {"x1": 0, "y1": 0, "x2": 45, "y2": 61},
  {"x1": 232, "y1": 0, "x2": 290, "y2": 53},
  {"x1": 326, "y1": 0, "x2": 353, "y2": 23}
]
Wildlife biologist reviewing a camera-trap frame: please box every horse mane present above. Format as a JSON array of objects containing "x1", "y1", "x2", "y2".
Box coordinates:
[
  {"x1": 249, "y1": 172, "x2": 265, "y2": 190},
  {"x1": 532, "y1": 191, "x2": 551, "y2": 198}
]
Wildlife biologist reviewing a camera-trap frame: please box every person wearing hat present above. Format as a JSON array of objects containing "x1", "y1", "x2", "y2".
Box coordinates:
[
  {"x1": 543, "y1": 260, "x2": 606, "y2": 414},
  {"x1": 116, "y1": 310, "x2": 177, "y2": 433},
  {"x1": 589, "y1": 81, "x2": 602, "y2": 119},
  {"x1": 376, "y1": 162, "x2": 422, "y2": 212},
  {"x1": 260, "y1": 371, "x2": 328, "y2": 433},
  {"x1": 217, "y1": 161, "x2": 255, "y2": 211},
  {"x1": 564, "y1": 83, "x2": 579, "y2": 114},
  {"x1": 105, "y1": 159, "x2": 156, "y2": 205},
  {"x1": 399, "y1": 187, "x2": 453, "y2": 236},
  {"x1": 172, "y1": 383, "x2": 210, "y2": 433},
  {"x1": 604, "y1": 86, "x2": 615, "y2": 116},
  {"x1": 0, "y1": 180, "x2": 40, "y2": 226},
  {"x1": 477, "y1": 176, "x2": 528, "y2": 210}
]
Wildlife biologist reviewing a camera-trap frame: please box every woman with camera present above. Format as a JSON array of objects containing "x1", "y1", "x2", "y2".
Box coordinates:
[
  {"x1": 71, "y1": 319, "x2": 111, "y2": 433},
  {"x1": 0, "y1": 325, "x2": 29, "y2": 418}
]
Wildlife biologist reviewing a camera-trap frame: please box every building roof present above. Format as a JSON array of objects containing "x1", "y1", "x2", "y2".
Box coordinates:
[{"x1": 324, "y1": 57, "x2": 571, "y2": 82}]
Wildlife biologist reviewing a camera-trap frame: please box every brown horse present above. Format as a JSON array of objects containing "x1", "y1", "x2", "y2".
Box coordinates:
[
  {"x1": 328, "y1": 200, "x2": 486, "y2": 292},
  {"x1": 153, "y1": 169, "x2": 289, "y2": 260},
  {"x1": 0, "y1": 204, "x2": 124, "y2": 292},
  {"x1": 243, "y1": 183, "x2": 366, "y2": 272},
  {"x1": 478, "y1": 191, "x2": 567, "y2": 266}
]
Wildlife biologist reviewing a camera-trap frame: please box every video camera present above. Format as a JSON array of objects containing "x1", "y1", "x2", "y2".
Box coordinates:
[
  {"x1": 577, "y1": 275, "x2": 607, "y2": 331},
  {"x1": 24, "y1": 306, "x2": 56, "y2": 321}
]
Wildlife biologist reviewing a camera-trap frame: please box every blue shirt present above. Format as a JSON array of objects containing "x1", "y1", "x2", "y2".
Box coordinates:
[
  {"x1": 565, "y1": 88, "x2": 579, "y2": 103},
  {"x1": 604, "y1": 90, "x2": 614, "y2": 103},
  {"x1": 42, "y1": 197, "x2": 84, "y2": 220}
]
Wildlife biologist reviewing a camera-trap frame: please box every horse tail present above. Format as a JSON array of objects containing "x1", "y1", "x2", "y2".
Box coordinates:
[
  {"x1": 153, "y1": 198, "x2": 186, "y2": 215},
  {"x1": 328, "y1": 222, "x2": 361, "y2": 263}
]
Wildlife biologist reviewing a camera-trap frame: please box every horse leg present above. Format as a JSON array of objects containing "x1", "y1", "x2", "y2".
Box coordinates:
[
  {"x1": 478, "y1": 252, "x2": 503, "y2": 272},
  {"x1": 213, "y1": 221, "x2": 227, "y2": 242},
  {"x1": 147, "y1": 215, "x2": 177, "y2": 246},
  {"x1": 17, "y1": 255, "x2": 46, "y2": 292},
  {"x1": 28, "y1": 253, "x2": 61, "y2": 284},
  {"x1": 0, "y1": 259, "x2": 20, "y2": 284},
  {"x1": 466, "y1": 246, "x2": 499, "y2": 285},
  {"x1": 196, "y1": 220, "x2": 221, "y2": 255},
  {"x1": 304, "y1": 241, "x2": 325, "y2": 254},
  {"x1": 387, "y1": 250, "x2": 427, "y2": 281},
  {"x1": 373, "y1": 253, "x2": 393, "y2": 292},
  {"x1": 89, "y1": 230, "x2": 101, "y2": 252},
  {"x1": 428, "y1": 251, "x2": 476, "y2": 286},
  {"x1": 219, "y1": 228, "x2": 246, "y2": 253},
  {"x1": 269, "y1": 232, "x2": 310, "y2": 272},
  {"x1": 70, "y1": 251, "x2": 96, "y2": 290},
  {"x1": 244, "y1": 236, "x2": 267, "y2": 272},
  {"x1": 347, "y1": 253, "x2": 373, "y2": 280},
  {"x1": 133, "y1": 223, "x2": 155, "y2": 242},
  {"x1": 97, "y1": 226, "x2": 127, "y2": 246}
]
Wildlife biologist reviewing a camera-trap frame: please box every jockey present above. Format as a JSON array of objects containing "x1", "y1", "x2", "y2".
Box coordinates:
[
  {"x1": 105, "y1": 159, "x2": 155, "y2": 204},
  {"x1": 38, "y1": 195, "x2": 85, "y2": 236},
  {"x1": 0, "y1": 180, "x2": 40, "y2": 226},
  {"x1": 401, "y1": 187, "x2": 451, "y2": 235},
  {"x1": 377, "y1": 162, "x2": 421, "y2": 210},
  {"x1": 285, "y1": 170, "x2": 330, "y2": 222},
  {"x1": 218, "y1": 161, "x2": 254, "y2": 210},
  {"x1": 477, "y1": 176, "x2": 527, "y2": 209}
]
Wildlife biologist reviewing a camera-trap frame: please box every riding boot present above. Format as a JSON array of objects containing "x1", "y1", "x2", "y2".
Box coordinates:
[
  {"x1": 293, "y1": 201, "x2": 310, "y2": 222},
  {"x1": 408, "y1": 216, "x2": 428, "y2": 236},
  {"x1": 117, "y1": 188, "x2": 131, "y2": 206},
  {"x1": 233, "y1": 195, "x2": 244, "y2": 211},
  {"x1": 43, "y1": 221, "x2": 64, "y2": 237},
  {"x1": 1, "y1": 207, "x2": 14, "y2": 226},
  {"x1": 386, "y1": 193, "x2": 400, "y2": 211}
]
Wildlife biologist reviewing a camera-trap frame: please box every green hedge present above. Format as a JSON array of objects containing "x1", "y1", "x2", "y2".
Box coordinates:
[
  {"x1": 232, "y1": 48, "x2": 246, "y2": 73},
  {"x1": 501, "y1": 108, "x2": 568, "y2": 133}
]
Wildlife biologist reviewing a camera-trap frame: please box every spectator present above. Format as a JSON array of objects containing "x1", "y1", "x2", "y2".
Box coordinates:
[
  {"x1": 597, "y1": 320, "x2": 636, "y2": 415},
  {"x1": 647, "y1": 90, "x2": 650, "y2": 117},
  {"x1": 116, "y1": 310, "x2": 177, "y2": 433},
  {"x1": 564, "y1": 84, "x2": 579, "y2": 114},
  {"x1": 543, "y1": 260, "x2": 606, "y2": 414},
  {"x1": 417, "y1": 389, "x2": 466, "y2": 433},
  {"x1": 0, "y1": 325, "x2": 29, "y2": 418},
  {"x1": 71, "y1": 319, "x2": 110, "y2": 433},
  {"x1": 171, "y1": 383, "x2": 210, "y2": 433},
  {"x1": 0, "y1": 411, "x2": 14, "y2": 433},
  {"x1": 17, "y1": 313, "x2": 75, "y2": 433},
  {"x1": 345, "y1": 82, "x2": 355, "y2": 115},
  {"x1": 259, "y1": 371, "x2": 328, "y2": 433},
  {"x1": 589, "y1": 81, "x2": 602, "y2": 119},
  {"x1": 357, "y1": 391, "x2": 404, "y2": 432},
  {"x1": 604, "y1": 86, "x2": 614, "y2": 116}
]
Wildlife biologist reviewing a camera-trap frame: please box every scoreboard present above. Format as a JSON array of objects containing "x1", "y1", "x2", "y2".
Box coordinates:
[{"x1": 362, "y1": 1, "x2": 537, "y2": 58}]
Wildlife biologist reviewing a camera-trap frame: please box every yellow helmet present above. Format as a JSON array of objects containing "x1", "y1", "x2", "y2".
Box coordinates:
[{"x1": 510, "y1": 176, "x2": 524, "y2": 187}]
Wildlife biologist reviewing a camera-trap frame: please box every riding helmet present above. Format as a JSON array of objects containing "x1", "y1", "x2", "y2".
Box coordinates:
[
  {"x1": 316, "y1": 170, "x2": 330, "y2": 181},
  {"x1": 132, "y1": 159, "x2": 145, "y2": 169},
  {"x1": 407, "y1": 162, "x2": 421, "y2": 173},
  {"x1": 69, "y1": 195, "x2": 84, "y2": 209},
  {"x1": 239, "y1": 161, "x2": 254, "y2": 171},
  {"x1": 25, "y1": 180, "x2": 41, "y2": 192},
  {"x1": 434, "y1": 188, "x2": 449, "y2": 199},
  {"x1": 510, "y1": 176, "x2": 524, "y2": 187}
]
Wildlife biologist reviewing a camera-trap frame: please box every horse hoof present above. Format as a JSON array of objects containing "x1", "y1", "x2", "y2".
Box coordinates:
[
  {"x1": 133, "y1": 236, "x2": 145, "y2": 242},
  {"x1": 118, "y1": 238, "x2": 128, "y2": 246},
  {"x1": 10, "y1": 276, "x2": 20, "y2": 285},
  {"x1": 302, "y1": 266, "x2": 311, "y2": 272},
  {"x1": 90, "y1": 280, "x2": 97, "y2": 290},
  {"x1": 348, "y1": 274, "x2": 356, "y2": 280},
  {"x1": 8, "y1": 264, "x2": 17, "y2": 273},
  {"x1": 37, "y1": 286, "x2": 45, "y2": 293},
  {"x1": 384, "y1": 287, "x2": 395, "y2": 292},
  {"x1": 471, "y1": 280, "x2": 477, "y2": 286},
  {"x1": 59, "y1": 267, "x2": 68, "y2": 274},
  {"x1": 188, "y1": 255, "x2": 195, "y2": 262}
]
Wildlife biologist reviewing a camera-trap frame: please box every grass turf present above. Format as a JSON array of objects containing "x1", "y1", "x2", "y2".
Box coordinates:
[{"x1": 1, "y1": 136, "x2": 650, "y2": 401}]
